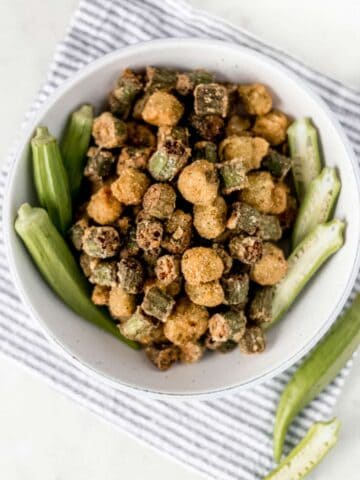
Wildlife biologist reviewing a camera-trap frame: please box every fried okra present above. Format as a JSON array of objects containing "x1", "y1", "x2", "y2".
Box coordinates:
[{"x1": 72, "y1": 65, "x2": 299, "y2": 370}]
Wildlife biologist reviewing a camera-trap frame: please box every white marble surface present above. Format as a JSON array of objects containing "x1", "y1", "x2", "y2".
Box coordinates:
[{"x1": 0, "y1": 1, "x2": 360, "y2": 478}]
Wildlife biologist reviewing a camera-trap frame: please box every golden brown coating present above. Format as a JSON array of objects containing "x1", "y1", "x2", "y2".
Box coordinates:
[
  {"x1": 225, "y1": 115, "x2": 251, "y2": 137},
  {"x1": 146, "y1": 344, "x2": 180, "y2": 371},
  {"x1": 155, "y1": 255, "x2": 180, "y2": 286},
  {"x1": 117, "y1": 146, "x2": 152, "y2": 173},
  {"x1": 181, "y1": 247, "x2": 224, "y2": 285},
  {"x1": 111, "y1": 167, "x2": 150, "y2": 206},
  {"x1": 91, "y1": 285, "x2": 110, "y2": 306},
  {"x1": 268, "y1": 182, "x2": 288, "y2": 215},
  {"x1": 87, "y1": 184, "x2": 123, "y2": 225},
  {"x1": 177, "y1": 160, "x2": 219, "y2": 206},
  {"x1": 219, "y1": 136, "x2": 269, "y2": 171},
  {"x1": 142, "y1": 183, "x2": 176, "y2": 220},
  {"x1": 108, "y1": 285, "x2": 136, "y2": 321},
  {"x1": 239, "y1": 171, "x2": 276, "y2": 213},
  {"x1": 185, "y1": 280, "x2": 224, "y2": 307},
  {"x1": 229, "y1": 236, "x2": 263, "y2": 265},
  {"x1": 164, "y1": 297, "x2": 209, "y2": 346},
  {"x1": 92, "y1": 112, "x2": 127, "y2": 148},
  {"x1": 253, "y1": 110, "x2": 289, "y2": 145},
  {"x1": 126, "y1": 121, "x2": 156, "y2": 148},
  {"x1": 193, "y1": 196, "x2": 227, "y2": 240},
  {"x1": 180, "y1": 342, "x2": 204, "y2": 364},
  {"x1": 238, "y1": 83, "x2": 272, "y2": 116},
  {"x1": 250, "y1": 242, "x2": 288, "y2": 286},
  {"x1": 142, "y1": 91, "x2": 184, "y2": 126},
  {"x1": 162, "y1": 209, "x2": 193, "y2": 254},
  {"x1": 239, "y1": 326, "x2": 266, "y2": 354}
]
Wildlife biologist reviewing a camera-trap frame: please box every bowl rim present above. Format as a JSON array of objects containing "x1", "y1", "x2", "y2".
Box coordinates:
[{"x1": 4, "y1": 37, "x2": 360, "y2": 399}]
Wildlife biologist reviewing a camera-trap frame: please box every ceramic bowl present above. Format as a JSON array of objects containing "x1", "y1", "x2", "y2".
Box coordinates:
[{"x1": 4, "y1": 38, "x2": 360, "y2": 398}]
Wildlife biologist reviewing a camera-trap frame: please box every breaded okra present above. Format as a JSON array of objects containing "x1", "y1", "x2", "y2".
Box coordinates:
[
  {"x1": 142, "y1": 91, "x2": 184, "y2": 126},
  {"x1": 117, "y1": 258, "x2": 145, "y2": 294},
  {"x1": 87, "y1": 184, "x2": 123, "y2": 225},
  {"x1": 194, "y1": 83, "x2": 229, "y2": 117},
  {"x1": 238, "y1": 83, "x2": 272, "y2": 116},
  {"x1": 239, "y1": 326, "x2": 266, "y2": 354},
  {"x1": 111, "y1": 167, "x2": 150, "y2": 206},
  {"x1": 82, "y1": 226, "x2": 120, "y2": 259},
  {"x1": 185, "y1": 280, "x2": 224, "y2": 307},
  {"x1": 162, "y1": 209, "x2": 192, "y2": 254},
  {"x1": 193, "y1": 196, "x2": 227, "y2": 240},
  {"x1": 84, "y1": 147, "x2": 116, "y2": 179},
  {"x1": 146, "y1": 343, "x2": 179, "y2": 371},
  {"x1": 92, "y1": 112, "x2": 127, "y2": 148},
  {"x1": 221, "y1": 274, "x2": 250, "y2": 307},
  {"x1": 250, "y1": 242, "x2": 288, "y2": 286},
  {"x1": 142, "y1": 183, "x2": 176, "y2": 219},
  {"x1": 108, "y1": 68, "x2": 143, "y2": 119},
  {"x1": 219, "y1": 136, "x2": 269, "y2": 171},
  {"x1": 178, "y1": 160, "x2": 219, "y2": 206},
  {"x1": 141, "y1": 285, "x2": 175, "y2": 322},
  {"x1": 209, "y1": 310, "x2": 247, "y2": 343},
  {"x1": 253, "y1": 110, "x2": 289, "y2": 145},
  {"x1": 181, "y1": 247, "x2": 224, "y2": 285}
]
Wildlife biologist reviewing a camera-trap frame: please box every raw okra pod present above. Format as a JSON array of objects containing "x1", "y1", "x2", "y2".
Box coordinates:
[
  {"x1": 31, "y1": 126, "x2": 72, "y2": 234},
  {"x1": 61, "y1": 104, "x2": 94, "y2": 197}
]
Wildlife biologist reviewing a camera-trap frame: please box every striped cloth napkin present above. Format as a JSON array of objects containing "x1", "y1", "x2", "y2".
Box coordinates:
[{"x1": 1, "y1": 1, "x2": 359, "y2": 478}]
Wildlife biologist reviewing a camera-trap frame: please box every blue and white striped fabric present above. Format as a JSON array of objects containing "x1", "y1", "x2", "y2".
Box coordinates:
[{"x1": 0, "y1": 1, "x2": 358, "y2": 478}]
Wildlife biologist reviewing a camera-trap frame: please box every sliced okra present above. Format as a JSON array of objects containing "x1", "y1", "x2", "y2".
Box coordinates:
[
  {"x1": 194, "y1": 83, "x2": 229, "y2": 117},
  {"x1": 161, "y1": 209, "x2": 192, "y2": 254},
  {"x1": 146, "y1": 343, "x2": 179, "y2": 371},
  {"x1": 229, "y1": 235, "x2": 263, "y2": 265},
  {"x1": 84, "y1": 147, "x2": 116, "y2": 179},
  {"x1": 221, "y1": 273, "x2": 250, "y2": 306},
  {"x1": 155, "y1": 254, "x2": 180, "y2": 286},
  {"x1": 92, "y1": 112, "x2": 127, "y2": 149},
  {"x1": 180, "y1": 342, "x2": 204, "y2": 363},
  {"x1": 145, "y1": 66, "x2": 177, "y2": 92},
  {"x1": 176, "y1": 69, "x2": 214, "y2": 95},
  {"x1": 82, "y1": 226, "x2": 120, "y2": 259},
  {"x1": 120, "y1": 226, "x2": 140, "y2": 258},
  {"x1": 239, "y1": 326, "x2": 266, "y2": 354},
  {"x1": 119, "y1": 307, "x2": 163, "y2": 345},
  {"x1": 212, "y1": 244, "x2": 233, "y2": 275},
  {"x1": 148, "y1": 138, "x2": 191, "y2": 181},
  {"x1": 117, "y1": 146, "x2": 152, "y2": 173},
  {"x1": 262, "y1": 149, "x2": 292, "y2": 179},
  {"x1": 69, "y1": 218, "x2": 88, "y2": 251},
  {"x1": 209, "y1": 310, "x2": 247, "y2": 343},
  {"x1": 136, "y1": 218, "x2": 164, "y2": 251},
  {"x1": 141, "y1": 285, "x2": 175, "y2": 322},
  {"x1": 189, "y1": 113, "x2": 224, "y2": 141},
  {"x1": 108, "y1": 68, "x2": 143, "y2": 119},
  {"x1": 257, "y1": 214, "x2": 282, "y2": 241},
  {"x1": 193, "y1": 141, "x2": 218, "y2": 163},
  {"x1": 218, "y1": 159, "x2": 249, "y2": 194},
  {"x1": 204, "y1": 333, "x2": 237, "y2": 353},
  {"x1": 117, "y1": 257, "x2": 145, "y2": 294},
  {"x1": 226, "y1": 202, "x2": 261, "y2": 235},
  {"x1": 142, "y1": 183, "x2": 176, "y2": 220},
  {"x1": 157, "y1": 125, "x2": 189, "y2": 147},
  {"x1": 89, "y1": 260, "x2": 117, "y2": 287},
  {"x1": 248, "y1": 286, "x2": 274, "y2": 324}
]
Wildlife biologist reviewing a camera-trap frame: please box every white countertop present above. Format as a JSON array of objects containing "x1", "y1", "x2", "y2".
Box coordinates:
[{"x1": 1, "y1": 1, "x2": 360, "y2": 478}]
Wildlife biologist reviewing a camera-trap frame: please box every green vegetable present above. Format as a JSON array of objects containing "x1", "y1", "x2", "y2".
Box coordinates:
[
  {"x1": 266, "y1": 419, "x2": 340, "y2": 479},
  {"x1": 273, "y1": 293, "x2": 360, "y2": 461},
  {"x1": 269, "y1": 220, "x2": 345, "y2": 326},
  {"x1": 31, "y1": 126, "x2": 72, "y2": 234},
  {"x1": 61, "y1": 104, "x2": 94, "y2": 197},
  {"x1": 15, "y1": 204, "x2": 139, "y2": 349},
  {"x1": 287, "y1": 117, "x2": 322, "y2": 200},
  {"x1": 292, "y1": 167, "x2": 341, "y2": 248}
]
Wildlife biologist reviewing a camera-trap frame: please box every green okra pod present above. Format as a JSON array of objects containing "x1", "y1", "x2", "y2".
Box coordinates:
[
  {"x1": 15, "y1": 204, "x2": 139, "y2": 349},
  {"x1": 31, "y1": 126, "x2": 72, "y2": 234},
  {"x1": 273, "y1": 292, "x2": 360, "y2": 462},
  {"x1": 61, "y1": 104, "x2": 94, "y2": 197}
]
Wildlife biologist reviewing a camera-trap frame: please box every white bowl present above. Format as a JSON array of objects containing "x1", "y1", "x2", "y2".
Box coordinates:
[{"x1": 4, "y1": 39, "x2": 360, "y2": 399}]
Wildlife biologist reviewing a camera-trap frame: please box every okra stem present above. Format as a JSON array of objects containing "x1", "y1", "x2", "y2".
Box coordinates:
[
  {"x1": 61, "y1": 104, "x2": 94, "y2": 197},
  {"x1": 31, "y1": 126, "x2": 72, "y2": 234},
  {"x1": 15, "y1": 204, "x2": 139, "y2": 349}
]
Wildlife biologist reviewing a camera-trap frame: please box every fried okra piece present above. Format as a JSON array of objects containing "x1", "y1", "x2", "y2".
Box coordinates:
[
  {"x1": 239, "y1": 326, "x2": 266, "y2": 354},
  {"x1": 250, "y1": 242, "x2": 288, "y2": 286},
  {"x1": 145, "y1": 66, "x2": 177, "y2": 92},
  {"x1": 148, "y1": 141, "x2": 190, "y2": 182},
  {"x1": 117, "y1": 146, "x2": 153, "y2": 173},
  {"x1": 218, "y1": 136, "x2": 269, "y2": 170},
  {"x1": 248, "y1": 286, "x2": 274, "y2": 324},
  {"x1": 180, "y1": 342, "x2": 204, "y2": 364},
  {"x1": 268, "y1": 182, "x2": 288, "y2": 215},
  {"x1": 194, "y1": 83, "x2": 229, "y2": 117},
  {"x1": 238, "y1": 83, "x2": 272, "y2": 116},
  {"x1": 212, "y1": 244, "x2": 233, "y2": 275},
  {"x1": 193, "y1": 140, "x2": 218, "y2": 163},
  {"x1": 82, "y1": 226, "x2": 120, "y2": 258},
  {"x1": 181, "y1": 247, "x2": 224, "y2": 285},
  {"x1": 257, "y1": 214, "x2": 282, "y2": 241},
  {"x1": 111, "y1": 167, "x2": 150, "y2": 206},
  {"x1": 69, "y1": 217, "x2": 88, "y2": 251},
  {"x1": 209, "y1": 310, "x2": 247, "y2": 343},
  {"x1": 108, "y1": 68, "x2": 143, "y2": 119},
  {"x1": 120, "y1": 226, "x2": 140, "y2": 258},
  {"x1": 143, "y1": 183, "x2": 176, "y2": 220},
  {"x1": 204, "y1": 334, "x2": 237, "y2": 353},
  {"x1": 142, "y1": 248, "x2": 162, "y2": 271},
  {"x1": 178, "y1": 160, "x2": 219, "y2": 206},
  {"x1": 84, "y1": 147, "x2": 116, "y2": 179},
  {"x1": 239, "y1": 171, "x2": 276, "y2": 214},
  {"x1": 176, "y1": 69, "x2": 214, "y2": 95},
  {"x1": 157, "y1": 125, "x2": 189, "y2": 146},
  {"x1": 146, "y1": 343, "x2": 180, "y2": 371},
  {"x1": 119, "y1": 307, "x2": 163, "y2": 345},
  {"x1": 221, "y1": 273, "x2": 249, "y2": 306},
  {"x1": 136, "y1": 218, "x2": 163, "y2": 251},
  {"x1": 253, "y1": 110, "x2": 290, "y2": 145},
  {"x1": 91, "y1": 285, "x2": 110, "y2": 306},
  {"x1": 126, "y1": 122, "x2": 156, "y2": 148},
  {"x1": 79, "y1": 252, "x2": 97, "y2": 278},
  {"x1": 189, "y1": 113, "x2": 224, "y2": 141},
  {"x1": 162, "y1": 209, "x2": 192, "y2": 254},
  {"x1": 92, "y1": 112, "x2": 127, "y2": 148},
  {"x1": 229, "y1": 236, "x2": 263, "y2": 265},
  {"x1": 218, "y1": 159, "x2": 249, "y2": 195},
  {"x1": 89, "y1": 260, "x2": 117, "y2": 287},
  {"x1": 87, "y1": 184, "x2": 123, "y2": 225},
  {"x1": 262, "y1": 149, "x2": 292, "y2": 179},
  {"x1": 117, "y1": 257, "x2": 145, "y2": 294},
  {"x1": 108, "y1": 285, "x2": 136, "y2": 320},
  {"x1": 185, "y1": 280, "x2": 224, "y2": 307},
  {"x1": 142, "y1": 91, "x2": 184, "y2": 127},
  {"x1": 155, "y1": 255, "x2": 180, "y2": 286},
  {"x1": 225, "y1": 115, "x2": 251, "y2": 137},
  {"x1": 193, "y1": 196, "x2": 227, "y2": 239},
  {"x1": 226, "y1": 201, "x2": 261, "y2": 235},
  {"x1": 164, "y1": 297, "x2": 209, "y2": 346},
  {"x1": 279, "y1": 194, "x2": 297, "y2": 230},
  {"x1": 141, "y1": 285, "x2": 175, "y2": 322}
]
